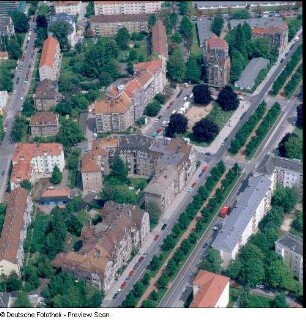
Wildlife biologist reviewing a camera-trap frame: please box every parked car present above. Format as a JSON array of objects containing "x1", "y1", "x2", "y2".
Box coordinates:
[
  {"x1": 158, "y1": 115, "x2": 162, "y2": 119},
  {"x1": 192, "y1": 182, "x2": 196, "y2": 188},
  {"x1": 154, "y1": 234, "x2": 159, "y2": 241},
  {"x1": 161, "y1": 223, "x2": 167, "y2": 230},
  {"x1": 138, "y1": 256, "x2": 144, "y2": 263},
  {"x1": 156, "y1": 128, "x2": 162, "y2": 133},
  {"x1": 120, "y1": 281, "x2": 127, "y2": 289},
  {"x1": 129, "y1": 270, "x2": 135, "y2": 277},
  {"x1": 203, "y1": 243, "x2": 208, "y2": 248},
  {"x1": 188, "y1": 187, "x2": 193, "y2": 193},
  {"x1": 113, "y1": 292, "x2": 119, "y2": 299},
  {"x1": 202, "y1": 165, "x2": 207, "y2": 172},
  {"x1": 198, "y1": 172, "x2": 204, "y2": 178},
  {"x1": 133, "y1": 263, "x2": 139, "y2": 270}
]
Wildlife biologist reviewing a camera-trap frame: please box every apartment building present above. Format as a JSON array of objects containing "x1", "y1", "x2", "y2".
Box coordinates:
[
  {"x1": 256, "y1": 152, "x2": 303, "y2": 194},
  {"x1": 144, "y1": 137, "x2": 197, "y2": 212},
  {"x1": 191, "y1": 271, "x2": 230, "y2": 308},
  {"x1": 204, "y1": 35, "x2": 231, "y2": 87},
  {"x1": 0, "y1": 187, "x2": 33, "y2": 276},
  {"x1": 89, "y1": 14, "x2": 149, "y2": 37},
  {"x1": 29, "y1": 112, "x2": 60, "y2": 137},
  {"x1": 10, "y1": 143, "x2": 65, "y2": 190},
  {"x1": 93, "y1": 59, "x2": 165, "y2": 133},
  {"x1": 0, "y1": 16, "x2": 15, "y2": 37},
  {"x1": 54, "y1": 1, "x2": 82, "y2": 16},
  {"x1": 230, "y1": 18, "x2": 288, "y2": 53},
  {"x1": 94, "y1": 1, "x2": 161, "y2": 15},
  {"x1": 39, "y1": 37, "x2": 62, "y2": 81},
  {"x1": 53, "y1": 201, "x2": 150, "y2": 292},
  {"x1": 33, "y1": 79, "x2": 59, "y2": 111},
  {"x1": 275, "y1": 233, "x2": 303, "y2": 282},
  {"x1": 212, "y1": 175, "x2": 273, "y2": 268},
  {"x1": 49, "y1": 13, "x2": 77, "y2": 48},
  {"x1": 152, "y1": 20, "x2": 168, "y2": 60}
]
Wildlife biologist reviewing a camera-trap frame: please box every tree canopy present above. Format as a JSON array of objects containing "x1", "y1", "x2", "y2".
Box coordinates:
[
  {"x1": 271, "y1": 187, "x2": 299, "y2": 213},
  {"x1": 296, "y1": 104, "x2": 302, "y2": 128},
  {"x1": 49, "y1": 21, "x2": 72, "y2": 51},
  {"x1": 179, "y1": 16, "x2": 193, "y2": 49},
  {"x1": 217, "y1": 85, "x2": 239, "y2": 111},
  {"x1": 192, "y1": 118, "x2": 219, "y2": 142},
  {"x1": 144, "y1": 100, "x2": 161, "y2": 117},
  {"x1": 185, "y1": 55, "x2": 201, "y2": 84},
  {"x1": 192, "y1": 84, "x2": 212, "y2": 105},
  {"x1": 13, "y1": 291, "x2": 32, "y2": 308},
  {"x1": 199, "y1": 248, "x2": 223, "y2": 273},
  {"x1": 50, "y1": 165, "x2": 63, "y2": 185},
  {"x1": 11, "y1": 11, "x2": 29, "y2": 33},
  {"x1": 211, "y1": 14, "x2": 224, "y2": 36},
  {"x1": 116, "y1": 27, "x2": 130, "y2": 50},
  {"x1": 167, "y1": 45, "x2": 186, "y2": 82},
  {"x1": 165, "y1": 113, "x2": 188, "y2": 138}
]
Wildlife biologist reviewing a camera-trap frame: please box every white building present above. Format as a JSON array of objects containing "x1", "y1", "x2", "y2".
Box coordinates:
[
  {"x1": 0, "y1": 91, "x2": 8, "y2": 110},
  {"x1": 10, "y1": 143, "x2": 65, "y2": 190},
  {"x1": 275, "y1": 233, "x2": 303, "y2": 282},
  {"x1": 94, "y1": 1, "x2": 161, "y2": 15},
  {"x1": 54, "y1": 1, "x2": 82, "y2": 16},
  {"x1": 212, "y1": 175, "x2": 273, "y2": 268},
  {"x1": 256, "y1": 152, "x2": 303, "y2": 194},
  {"x1": 39, "y1": 37, "x2": 62, "y2": 81},
  {"x1": 191, "y1": 270, "x2": 230, "y2": 308},
  {"x1": 49, "y1": 13, "x2": 77, "y2": 48},
  {"x1": 0, "y1": 187, "x2": 33, "y2": 276}
]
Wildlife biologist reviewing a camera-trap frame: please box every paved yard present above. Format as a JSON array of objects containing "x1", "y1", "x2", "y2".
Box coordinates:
[{"x1": 186, "y1": 104, "x2": 213, "y2": 130}]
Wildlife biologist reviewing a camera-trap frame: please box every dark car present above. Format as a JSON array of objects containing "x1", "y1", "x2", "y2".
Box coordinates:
[
  {"x1": 280, "y1": 58, "x2": 284, "y2": 63},
  {"x1": 113, "y1": 292, "x2": 119, "y2": 299},
  {"x1": 158, "y1": 115, "x2": 162, "y2": 119},
  {"x1": 203, "y1": 243, "x2": 208, "y2": 248},
  {"x1": 161, "y1": 223, "x2": 167, "y2": 230}
]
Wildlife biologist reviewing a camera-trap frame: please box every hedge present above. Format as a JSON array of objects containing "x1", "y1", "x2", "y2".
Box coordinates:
[{"x1": 284, "y1": 64, "x2": 303, "y2": 98}]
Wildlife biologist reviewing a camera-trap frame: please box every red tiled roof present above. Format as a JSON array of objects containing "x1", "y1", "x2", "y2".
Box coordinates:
[
  {"x1": 39, "y1": 37, "x2": 60, "y2": 69},
  {"x1": 81, "y1": 152, "x2": 100, "y2": 173},
  {"x1": 54, "y1": 1, "x2": 81, "y2": 6},
  {"x1": 0, "y1": 187, "x2": 29, "y2": 264},
  {"x1": 191, "y1": 270, "x2": 230, "y2": 308},
  {"x1": 134, "y1": 59, "x2": 162, "y2": 75},
  {"x1": 92, "y1": 92, "x2": 131, "y2": 114},
  {"x1": 30, "y1": 112, "x2": 58, "y2": 126},
  {"x1": 206, "y1": 35, "x2": 228, "y2": 49},
  {"x1": 41, "y1": 188, "x2": 71, "y2": 199},
  {"x1": 152, "y1": 20, "x2": 168, "y2": 59}
]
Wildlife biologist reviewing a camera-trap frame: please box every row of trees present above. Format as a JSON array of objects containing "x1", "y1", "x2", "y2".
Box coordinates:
[
  {"x1": 121, "y1": 161, "x2": 228, "y2": 307},
  {"x1": 278, "y1": 132, "x2": 302, "y2": 160},
  {"x1": 0, "y1": 59, "x2": 15, "y2": 92},
  {"x1": 144, "y1": 94, "x2": 166, "y2": 117},
  {"x1": 0, "y1": 34, "x2": 23, "y2": 60},
  {"x1": 226, "y1": 187, "x2": 301, "y2": 296},
  {"x1": 270, "y1": 45, "x2": 302, "y2": 96},
  {"x1": 245, "y1": 102, "x2": 281, "y2": 157},
  {"x1": 228, "y1": 101, "x2": 267, "y2": 154},
  {"x1": 211, "y1": 14, "x2": 224, "y2": 36},
  {"x1": 284, "y1": 64, "x2": 303, "y2": 98},
  {"x1": 287, "y1": 15, "x2": 302, "y2": 41},
  {"x1": 296, "y1": 104, "x2": 302, "y2": 128}
]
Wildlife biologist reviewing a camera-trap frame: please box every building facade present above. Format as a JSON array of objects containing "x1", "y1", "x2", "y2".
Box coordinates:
[
  {"x1": 94, "y1": 1, "x2": 161, "y2": 15},
  {"x1": 39, "y1": 37, "x2": 62, "y2": 81},
  {"x1": 0, "y1": 16, "x2": 15, "y2": 37},
  {"x1": 81, "y1": 152, "x2": 103, "y2": 193},
  {"x1": 275, "y1": 233, "x2": 303, "y2": 282},
  {"x1": 10, "y1": 143, "x2": 65, "y2": 190},
  {"x1": 54, "y1": 1, "x2": 82, "y2": 15},
  {"x1": 89, "y1": 14, "x2": 149, "y2": 37},
  {"x1": 33, "y1": 79, "x2": 59, "y2": 111},
  {"x1": 204, "y1": 35, "x2": 231, "y2": 87},
  {"x1": 191, "y1": 270, "x2": 230, "y2": 308},
  {"x1": 53, "y1": 201, "x2": 150, "y2": 292},
  {"x1": 212, "y1": 175, "x2": 273, "y2": 268},
  {"x1": 0, "y1": 187, "x2": 33, "y2": 276},
  {"x1": 30, "y1": 112, "x2": 60, "y2": 137}
]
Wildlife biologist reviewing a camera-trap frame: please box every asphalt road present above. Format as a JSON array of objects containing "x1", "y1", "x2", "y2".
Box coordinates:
[{"x1": 0, "y1": 18, "x2": 37, "y2": 200}]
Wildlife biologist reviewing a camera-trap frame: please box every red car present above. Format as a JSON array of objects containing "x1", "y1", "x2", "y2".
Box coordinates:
[
  {"x1": 120, "y1": 281, "x2": 127, "y2": 289},
  {"x1": 154, "y1": 235, "x2": 159, "y2": 241},
  {"x1": 192, "y1": 182, "x2": 196, "y2": 188},
  {"x1": 129, "y1": 270, "x2": 134, "y2": 277},
  {"x1": 156, "y1": 128, "x2": 162, "y2": 133},
  {"x1": 202, "y1": 165, "x2": 208, "y2": 173},
  {"x1": 138, "y1": 256, "x2": 144, "y2": 263}
]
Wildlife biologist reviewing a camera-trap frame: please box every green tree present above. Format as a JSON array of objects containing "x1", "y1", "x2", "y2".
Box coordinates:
[
  {"x1": 144, "y1": 100, "x2": 161, "y2": 117},
  {"x1": 192, "y1": 84, "x2": 212, "y2": 104},
  {"x1": 165, "y1": 113, "x2": 188, "y2": 138},
  {"x1": 85, "y1": 1, "x2": 94, "y2": 18},
  {"x1": 149, "y1": 290, "x2": 158, "y2": 301},
  {"x1": 248, "y1": 37, "x2": 271, "y2": 59},
  {"x1": 273, "y1": 292, "x2": 289, "y2": 308},
  {"x1": 6, "y1": 272, "x2": 22, "y2": 292},
  {"x1": 231, "y1": 9, "x2": 250, "y2": 19},
  {"x1": 50, "y1": 165, "x2": 63, "y2": 184},
  {"x1": 38, "y1": 4, "x2": 50, "y2": 15},
  {"x1": 171, "y1": 32, "x2": 182, "y2": 44},
  {"x1": 11, "y1": 115, "x2": 28, "y2": 142},
  {"x1": 141, "y1": 273, "x2": 151, "y2": 286},
  {"x1": 156, "y1": 274, "x2": 169, "y2": 289},
  {"x1": 116, "y1": 27, "x2": 130, "y2": 50},
  {"x1": 148, "y1": 14, "x2": 157, "y2": 30},
  {"x1": 192, "y1": 118, "x2": 219, "y2": 142},
  {"x1": 240, "y1": 288, "x2": 252, "y2": 307},
  {"x1": 150, "y1": 255, "x2": 161, "y2": 271},
  {"x1": 179, "y1": 2, "x2": 188, "y2": 15},
  {"x1": 11, "y1": 11, "x2": 29, "y2": 33},
  {"x1": 284, "y1": 135, "x2": 302, "y2": 160},
  {"x1": 146, "y1": 200, "x2": 161, "y2": 227},
  {"x1": 234, "y1": 24, "x2": 247, "y2": 57},
  {"x1": 200, "y1": 248, "x2": 222, "y2": 273},
  {"x1": 142, "y1": 300, "x2": 155, "y2": 308},
  {"x1": 154, "y1": 93, "x2": 166, "y2": 104},
  {"x1": 22, "y1": 97, "x2": 36, "y2": 117},
  {"x1": 179, "y1": 16, "x2": 193, "y2": 49},
  {"x1": 101, "y1": 184, "x2": 137, "y2": 204},
  {"x1": 272, "y1": 187, "x2": 299, "y2": 213},
  {"x1": 217, "y1": 85, "x2": 239, "y2": 111},
  {"x1": 20, "y1": 180, "x2": 32, "y2": 191},
  {"x1": 291, "y1": 211, "x2": 303, "y2": 234},
  {"x1": 185, "y1": 55, "x2": 201, "y2": 84},
  {"x1": 211, "y1": 14, "x2": 224, "y2": 36},
  {"x1": 7, "y1": 38, "x2": 22, "y2": 60},
  {"x1": 108, "y1": 157, "x2": 129, "y2": 184},
  {"x1": 266, "y1": 258, "x2": 293, "y2": 289},
  {"x1": 167, "y1": 45, "x2": 186, "y2": 82},
  {"x1": 165, "y1": 13, "x2": 177, "y2": 34},
  {"x1": 296, "y1": 104, "x2": 302, "y2": 128},
  {"x1": 55, "y1": 101, "x2": 72, "y2": 116},
  {"x1": 56, "y1": 119, "x2": 84, "y2": 149},
  {"x1": 49, "y1": 21, "x2": 72, "y2": 51},
  {"x1": 13, "y1": 291, "x2": 32, "y2": 308}
]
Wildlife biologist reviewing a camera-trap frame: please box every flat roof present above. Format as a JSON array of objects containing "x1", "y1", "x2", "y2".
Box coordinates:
[
  {"x1": 234, "y1": 57, "x2": 269, "y2": 89},
  {"x1": 194, "y1": 1, "x2": 294, "y2": 9},
  {"x1": 196, "y1": 18, "x2": 214, "y2": 48},
  {"x1": 275, "y1": 233, "x2": 303, "y2": 256},
  {"x1": 212, "y1": 175, "x2": 272, "y2": 252}
]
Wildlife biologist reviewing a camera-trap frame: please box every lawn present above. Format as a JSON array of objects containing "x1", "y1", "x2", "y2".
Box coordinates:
[
  {"x1": 249, "y1": 294, "x2": 273, "y2": 308},
  {"x1": 206, "y1": 102, "x2": 234, "y2": 130},
  {"x1": 190, "y1": 24, "x2": 202, "y2": 57},
  {"x1": 130, "y1": 177, "x2": 149, "y2": 190},
  {"x1": 29, "y1": 52, "x2": 41, "y2": 94},
  {"x1": 293, "y1": 127, "x2": 303, "y2": 140},
  {"x1": 31, "y1": 213, "x2": 51, "y2": 252}
]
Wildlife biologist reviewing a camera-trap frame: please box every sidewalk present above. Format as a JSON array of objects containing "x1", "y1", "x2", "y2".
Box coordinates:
[{"x1": 193, "y1": 100, "x2": 251, "y2": 155}]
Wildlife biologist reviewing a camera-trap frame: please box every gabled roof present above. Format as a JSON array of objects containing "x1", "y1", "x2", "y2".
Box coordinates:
[
  {"x1": 206, "y1": 35, "x2": 228, "y2": 49},
  {"x1": 41, "y1": 188, "x2": 71, "y2": 199},
  {"x1": 81, "y1": 152, "x2": 100, "y2": 173},
  {"x1": 92, "y1": 92, "x2": 131, "y2": 115},
  {"x1": 34, "y1": 79, "x2": 58, "y2": 100},
  {"x1": 30, "y1": 112, "x2": 58, "y2": 126},
  {"x1": 39, "y1": 37, "x2": 60, "y2": 69},
  {"x1": 152, "y1": 20, "x2": 168, "y2": 59},
  {"x1": 191, "y1": 270, "x2": 229, "y2": 308}
]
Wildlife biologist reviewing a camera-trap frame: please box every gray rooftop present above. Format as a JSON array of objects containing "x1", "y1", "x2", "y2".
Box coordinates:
[
  {"x1": 229, "y1": 17, "x2": 286, "y2": 29},
  {"x1": 193, "y1": 1, "x2": 290, "y2": 9},
  {"x1": 256, "y1": 152, "x2": 303, "y2": 175},
  {"x1": 50, "y1": 13, "x2": 74, "y2": 25},
  {"x1": 234, "y1": 57, "x2": 269, "y2": 89},
  {"x1": 275, "y1": 233, "x2": 303, "y2": 256},
  {"x1": 212, "y1": 175, "x2": 272, "y2": 252},
  {"x1": 118, "y1": 134, "x2": 155, "y2": 153},
  {"x1": 196, "y1": 18, "x2": 214, "y2": 48}
]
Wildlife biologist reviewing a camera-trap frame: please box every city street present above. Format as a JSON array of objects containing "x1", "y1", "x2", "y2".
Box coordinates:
[{"x1": 0, "y1": 18, "x2": 38, "y2": 201}]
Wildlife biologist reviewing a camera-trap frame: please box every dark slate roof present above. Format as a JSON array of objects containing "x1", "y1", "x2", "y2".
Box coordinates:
[
  {"x1": 275, "y1": 233, "x2": 303, "y2": 256},
  {"x1": 118, "y1": 134, "x2": 155, "y2": 153},
  {"x1": 256, "y1": 152, "x2": 303, "y2": 175}
]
